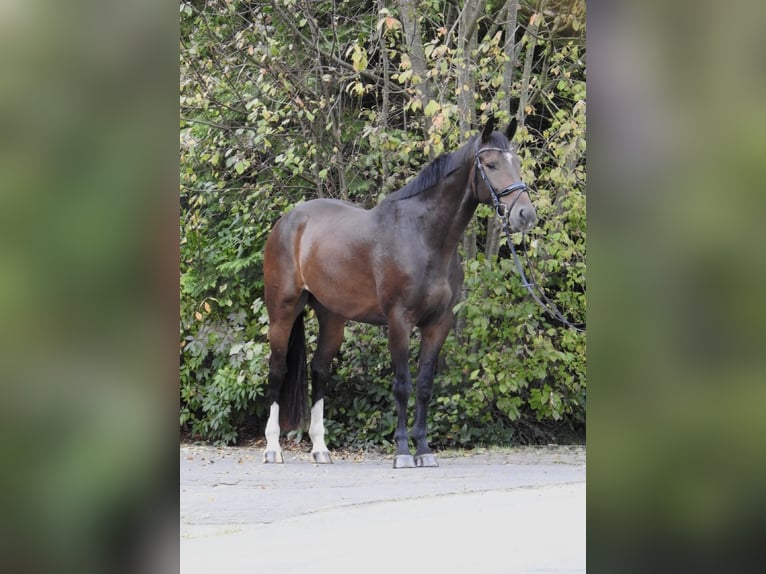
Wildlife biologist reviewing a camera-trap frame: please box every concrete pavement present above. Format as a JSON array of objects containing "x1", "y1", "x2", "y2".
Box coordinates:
[{"x1": 180, "y1": 445, "x2": 585, "y2": 573}]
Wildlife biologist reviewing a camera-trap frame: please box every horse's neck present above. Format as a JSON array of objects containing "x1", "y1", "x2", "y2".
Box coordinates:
[
  {"x1": 417, "y1": 145, "x2": 478, "y2": 251},
  {"x1": 372, "y1": 140, "x2": 479, "y2": 259}
]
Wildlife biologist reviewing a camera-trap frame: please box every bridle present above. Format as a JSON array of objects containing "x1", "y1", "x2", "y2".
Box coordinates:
[
  {"x1": 473, "y1": 139, "x2": 585, "y2": 333},
  {"x1": 473, "y1": 140, "x2": 530, "y2": 222}
]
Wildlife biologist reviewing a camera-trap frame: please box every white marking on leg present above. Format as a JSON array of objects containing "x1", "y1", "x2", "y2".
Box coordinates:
[
  {"x1": 264, "y1": 402, "x2": 282, "y2": 460},
  {"x1": 309, "y1": 399, "x2": 328, "y2": 454}
]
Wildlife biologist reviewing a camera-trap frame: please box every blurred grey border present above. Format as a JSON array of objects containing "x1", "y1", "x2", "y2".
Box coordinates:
[
  {"x1": 588, "y1": 0, "x2": 766, "y2": 571},
  {"x1": 0, "y1": 1, "x2": 179, "y2": 573}
]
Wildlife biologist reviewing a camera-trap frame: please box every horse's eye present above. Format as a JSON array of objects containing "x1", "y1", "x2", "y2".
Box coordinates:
[{"x1": 486, "y1": 162, "x2": 496, "y2": 170}]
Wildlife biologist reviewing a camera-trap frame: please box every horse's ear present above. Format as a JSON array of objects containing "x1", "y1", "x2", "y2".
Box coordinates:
[
  {"x1": 505, "y1": 117, "x2": 518, "y2": 141},
  {"x1": 481, "y1": 114, "x2": 497, "y2": 142}
]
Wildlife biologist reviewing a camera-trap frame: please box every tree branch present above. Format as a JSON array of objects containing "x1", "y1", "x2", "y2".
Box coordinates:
[{"x1": 269, "y1": 0, "x2": 382, "y2": 85}]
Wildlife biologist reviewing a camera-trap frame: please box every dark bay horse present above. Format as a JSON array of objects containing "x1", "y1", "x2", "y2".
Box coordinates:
[{"x1": 262, "y1": 117, "x2": 536, "y2": 468}]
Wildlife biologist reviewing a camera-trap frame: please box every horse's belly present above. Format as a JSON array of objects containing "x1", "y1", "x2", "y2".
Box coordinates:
[
  {"x1": 307, "y1": 283, "x2": 386, "y2": 324},
  {"x1": 301, "y1": 254, "x2": 385, "y2": 324}
]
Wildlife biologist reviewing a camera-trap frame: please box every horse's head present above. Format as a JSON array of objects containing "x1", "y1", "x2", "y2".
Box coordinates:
[{"x1": 474, "y1": 116, "x2": 537, "y2": 232}]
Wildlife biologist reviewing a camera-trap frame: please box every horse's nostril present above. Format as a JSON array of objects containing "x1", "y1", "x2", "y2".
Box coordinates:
[{"x1": 517, "y1": 208, "x2": 537, "y2": 229}]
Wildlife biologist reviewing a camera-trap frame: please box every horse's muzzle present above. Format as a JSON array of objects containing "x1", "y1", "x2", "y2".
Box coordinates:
[
  {"x1": 515, "y1": 206, "x2": 537, "y2": 231},
  {"x1": 503, "y1": 203, "x2": 536, "y2": 233}
]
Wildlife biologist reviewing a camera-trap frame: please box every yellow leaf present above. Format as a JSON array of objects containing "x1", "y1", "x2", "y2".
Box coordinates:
[
  {"x1": 195, "y1": 312, "x2": 202, "y2": 321},
  {"x1": 385, "y1": 16, "x2": 401, "y2": 30},
  {"x1": 203, "y1": 301, "x2": 211, "y2": 313},
  {"x1": 349, "y1": 43, "x2": 367, "y2": 73}
]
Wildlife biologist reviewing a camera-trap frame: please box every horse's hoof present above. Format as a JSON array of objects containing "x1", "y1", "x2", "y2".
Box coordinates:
[
  {"x1": 263, "y1": 450, "x2": 284, "y2": 464},
  {"x1": 393, "y1": 454, "x2": 416, "y2": 469},
  {"x1": 415, "y1": 453, "x2": 439, "y2": 467},
  {"x1": 312, "y1": 451, "x2": 333, "y2": 464}
]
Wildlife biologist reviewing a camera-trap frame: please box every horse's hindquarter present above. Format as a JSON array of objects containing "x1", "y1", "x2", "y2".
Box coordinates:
[{"x1": 293, "y1": 199, "x2": 385, "y2": 323}]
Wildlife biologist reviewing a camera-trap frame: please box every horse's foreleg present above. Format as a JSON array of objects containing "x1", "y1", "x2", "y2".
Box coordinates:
[
  {"x1": 388, "y1": 315, "x2": 415, "y2": 469},
  {"x1": 411, "y1": 317, "x2": 453, "y2": 468}
]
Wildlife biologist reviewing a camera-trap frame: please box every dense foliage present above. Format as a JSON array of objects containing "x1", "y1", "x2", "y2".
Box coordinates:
[{"x1": 180, "y1": 0, "x2": 586, "y2": 447}]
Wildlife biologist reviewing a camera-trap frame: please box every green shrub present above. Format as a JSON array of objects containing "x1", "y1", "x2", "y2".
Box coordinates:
[
  {"x1": 180, "y1": 0, "x2": 586, "y2": 448},
  {"x1": 180, "y1": 301, "x2": 271, "y2": 444}
]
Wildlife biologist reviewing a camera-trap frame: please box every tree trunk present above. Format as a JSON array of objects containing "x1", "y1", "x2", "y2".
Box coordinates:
[
  {"x1": 378, "y1": 0, "x2": 391, "y2": 195},
  {"x1": 456, "y1": 0, "x2": 483, "y2": 337},
  {"x1": 397, "y1": 0, "x2": 436, "y2": 144},
  {"x1": 518, "y1": 0, "x2": 544, "y2": 126},
  {"x1": 482, "y1": 0, "x2": 521, "y2": 259}
]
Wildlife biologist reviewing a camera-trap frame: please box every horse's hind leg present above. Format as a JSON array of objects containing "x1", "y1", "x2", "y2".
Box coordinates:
[
  {"x1": 263, "y1": 309, "x2": 300, "y2": 464},
  {"x1": 263, "y1": 287, "x2": 308, "y2": 463},
  {"x1": 263, "y1": 402, "x2": 283, "y2": 463},
  {"x1": 308, "y1": 301, "x2": 346, "y2": 464}
]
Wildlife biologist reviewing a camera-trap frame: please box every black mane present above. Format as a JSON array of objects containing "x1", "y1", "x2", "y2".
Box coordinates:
[
  {"x1": 380, "y1": 133, "x2": 512, "y2": 203},
  {"x1": 382, "y1": 149, "x2": 462, "y2": 203}
]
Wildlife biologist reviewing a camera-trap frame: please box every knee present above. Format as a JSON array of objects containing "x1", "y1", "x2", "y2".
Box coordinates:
[
  {"x1": 392, "y1": 377, "x2": 411, "y2": 402},
  {"x1": 416, "y1": 374, "x2": 434, "y2": 400}
]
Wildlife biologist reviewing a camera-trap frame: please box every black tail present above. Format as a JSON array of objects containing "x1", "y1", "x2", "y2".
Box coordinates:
[{"x1": 278, "y1": 312, "x2": 308, "y2": 430}]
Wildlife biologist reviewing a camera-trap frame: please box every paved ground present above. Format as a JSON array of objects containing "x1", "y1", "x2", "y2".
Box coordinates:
[{"x1": 180, "y1": 444, "x2": 586, "y2": 573}]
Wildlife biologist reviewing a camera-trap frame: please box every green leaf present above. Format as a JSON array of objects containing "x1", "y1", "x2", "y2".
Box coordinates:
[{"x1": 424, "y1": 99, "x2": 440, "y2": 117}]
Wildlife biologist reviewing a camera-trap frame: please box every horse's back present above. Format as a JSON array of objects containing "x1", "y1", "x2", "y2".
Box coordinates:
[
  {"x1": 284, "y1": 198, "x2": 373, "y2": 249},
  {"x1": 267, "y1": 198, "x2": 368, "y2": 253}
]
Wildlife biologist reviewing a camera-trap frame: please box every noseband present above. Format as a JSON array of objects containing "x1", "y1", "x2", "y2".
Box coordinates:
[{"x1": 474, "y1": 141, "x2": 530, "y2": 220}]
